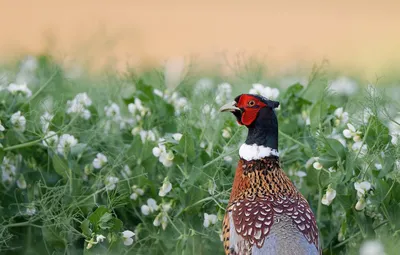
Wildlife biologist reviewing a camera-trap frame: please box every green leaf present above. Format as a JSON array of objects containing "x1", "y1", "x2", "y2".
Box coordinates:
[
  {"x1": 365, "y1": 116, "x2": 390, "y2": 148},
  {"x1": 282, "y1": 83, "x2": 304, "y2": 98},
  {"x1": 42, "y1": 227, "x2": 66, "y2": 249},
  {"x1": 99, "y1": 212, "x2": 113, "y2": 230},
  {"x1": 111, "y1": 218, "x2": 123, "y2": 232},
  {"x1": 52, "y1": 155, "x2": 68, "y2": 178},
  {"x1": 324, "y1": 138, "x2": 346, "y2": 159},
  {"x1": 88, "y1": 206, "x2": 109, "y2": 231},
  {"x1": 81, "y1": 219, "x2": 92, "y2": 237},
  {"x1": 176, "y1": 134, "x2": 196, "y2": 161},
  {"x1": 310, "y1": 101, "x2": 328, "y2": 130},
  {"x1": 318, "y1": 155, "x2": 337, "y2": 168},
  {"x1": 70, "y1": 143, "x2": 87, "y2": 156},
  {"x1": 337, "y1": 194, "x2": 353, "y2": 212},
  {"x1": 0, "y1": 147, "x2": 4, "y2": 164}
]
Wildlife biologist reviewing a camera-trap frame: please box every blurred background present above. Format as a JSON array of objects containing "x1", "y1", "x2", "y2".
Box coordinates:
[{"x1": 1, "y1": 0, "x2": 400, "y2": 78}]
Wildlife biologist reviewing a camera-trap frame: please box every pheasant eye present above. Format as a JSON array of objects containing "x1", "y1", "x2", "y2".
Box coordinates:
[{"x1": 248, "y1": 100, "x2": 256, "y2": 107}]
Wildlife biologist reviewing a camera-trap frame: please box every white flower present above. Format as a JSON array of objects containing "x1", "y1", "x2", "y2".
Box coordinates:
[
  {"x1": 104, "y1": 102, "x2": 121, "y2": 120},
  {"x1": 93, "y1": 153, "x2": 108, "y2": 169},
  {"x1": 152, "y1": 147, "x2": 162, "y2": 157},
  {"x1": 352, "y1": 141, "x2": 368, "y2": 156},
  {"x1": 66, "y1": 93, "x2": 92, "y2": 119},
  {"x1": 86, "y1": 237, "x2": 96, "y2": 250},
  {"x1": 359, "y1": 240, "x2": 386, "y2": 255},
  {"x1": 374, "y1": 163, "x2": 382, "y2": 170},
  {"x1": 96, "y1": 234, "x2": 106, "y2": 243},
  {"x1": 122, "y1": 230, "x2": 135, "y2": 246},
  {"x1": 7, "y1": 83, "x2": 32, "y2": 97},
  {"x1": 215, "y1": 83, "x2": 232, "y2": 105},
  {"x1": 153, "y1": 213, "x2": 169, "y2": 230},
  {"x1": 10, "y1": 111, "x2": 26, "y2": 132},
  {"x1": 249, "y1": 83, "x2": 279, "y2": 100},
  {"x1": 305, "y1": 157, "x2": 316, "y2": 168},
  {"x1": 141, "y1": 198, "x2": 158, "y2": 215},
  {"x1": 354, "y1": 181, "x2": 372, "y2": 198},
  {"x1": 25, "y1": 206, "x2": 36, "y2": 216},
  {"x1": 122, "y1": 164, "x2": 132, "y2": 179},
  {"x1": 202, "y1": 104, "x2": 217, "y2": 119},
  {"x1": 0, "y1": 121, "x2": 5, "y2": 132},
  {"x1": 329, "y1": 77, "x2": 358, "y2": 96},
  {"x1": 321, "y1": 185, "x2": 336, "y2": 206},
  {"x1": 1, "y1": 156, "x2": 18, "y2": 183},
  {"x1": 172, "y1": 133, "x2": 183, "y2": 141},
  {"x1": 57, "y1": 134, "x2": 78, "y2": 155},
  {"x1": 153, "y1": 89, "x2": 164, "y2": 97},
  {"x1": 130, "y1": 192, "x2": 138, "y2": 200},
  {"x1": 16, "y1": 175, "x2": 27, "y2": 189},
  {"x1": 128, "y1": 98, "x2": 150, "y2": 118},
  {"x1": 119, "y1": 117, "x2": 135, "y2": 130},
  {"x1": 105, "y1": 176, "x2": 119, "y2": 191},
  {"x1": 194, "y1": 78, "x2": 214, "y2": 93},
  {"x1": 153, "y1": 202, "x2": 172, "y2": 230},
  {"x1": 165, "y1": 92, "x2": 189, "y2": 116},
  {"x1": 334, "y1": 107, "x2": 349, "y2": 126},
  {"x1": 203, "y1": 213, "x2": 218, "y2": 228},
  {"x1": 391, "y1": 134, "x2": 398, "y2": 145},
  {"x1": 343, "y1": 123, "x2": 362, "y2": 142},
  {"x1": 355, "y1": 197, "x2": 367, "y2": 211},
  {"x1": 42, "y1": 131, "x2": 58, "y2": 147},
  {"x1": 158, "y1": 178, "x2": 172, "y2": 197},
  {"x1": 74, "y1": 92, "x2": 92, "y2": 107},
  {"x1": 40, "y1": 111, "x2": 54, "y2": 133},
  {"x1": 153, "y1": 143, "x2": 174, "y2": 167},
  {"x1": 296, "y1": 171, "x2": 307, "y2": 178},
  {"x1": 224, "y1": 156, "x2": 233, "y2": 162},
  {"x1": 130, "y1": 185, "x2": 144, "y2": 200},
  {"x1": 136, "y1": 129, "x2": 157, "y2": 144},
  {"x1": 222, "y1": 127, "x2": 232, "y2": 139},
  {"x1": 313, "y1": 161, "x2": 323, "y2": 170}
]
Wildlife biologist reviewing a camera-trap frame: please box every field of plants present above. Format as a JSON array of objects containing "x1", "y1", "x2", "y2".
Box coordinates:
[{"x1": 0, "y1": 55, "x2": 399, "y2": 255}]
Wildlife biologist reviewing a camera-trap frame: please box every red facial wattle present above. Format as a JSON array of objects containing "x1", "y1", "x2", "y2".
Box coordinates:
[{"x1": 236, "y1": 95, "x2": 267, "y2": 126}]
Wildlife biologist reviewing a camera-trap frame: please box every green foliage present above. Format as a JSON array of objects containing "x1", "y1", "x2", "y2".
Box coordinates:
[{"x1": 0, "y1": 55, "x2": 399, "y2": 255}]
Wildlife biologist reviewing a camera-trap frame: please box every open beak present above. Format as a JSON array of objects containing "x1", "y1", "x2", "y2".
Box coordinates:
[{"x1": 219, "y1": 101, "x2": 241, "y2": 112}]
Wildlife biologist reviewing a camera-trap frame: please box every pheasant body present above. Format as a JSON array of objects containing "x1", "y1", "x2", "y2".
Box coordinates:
[
  {"x1": 222, "y1": 158, "x2": 319, "y2": 255},
  {"x1": 220, "y1": 94, "x2": 320, "y2": 255}
]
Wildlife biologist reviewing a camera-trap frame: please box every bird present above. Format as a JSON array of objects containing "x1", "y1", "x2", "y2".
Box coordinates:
[{"x1": 219, "y1": 94, "x2": 320, "y2": 255}]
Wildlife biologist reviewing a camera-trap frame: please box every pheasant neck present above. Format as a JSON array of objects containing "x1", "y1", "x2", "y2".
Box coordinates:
[
  {"x1": 230, "y1": 158, "x2": 296, "y2": 203},
  {"x1": 245, "y1": 125, "x2": 278, "y2": 150}
]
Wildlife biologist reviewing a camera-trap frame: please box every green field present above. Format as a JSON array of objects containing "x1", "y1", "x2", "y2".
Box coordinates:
[{"x1": 0, "y1": 55, "x2": 399, "y2": 254}]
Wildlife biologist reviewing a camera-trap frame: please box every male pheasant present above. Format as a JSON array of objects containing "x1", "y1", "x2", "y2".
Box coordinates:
[{"x1": 220, "y1": 94, "x2": 320, "y2": 255}]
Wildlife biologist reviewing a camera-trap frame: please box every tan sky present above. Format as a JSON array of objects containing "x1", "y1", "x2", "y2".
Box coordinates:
[{"x1": 1, "y1": 0, "x2": 400, "y2": 76}]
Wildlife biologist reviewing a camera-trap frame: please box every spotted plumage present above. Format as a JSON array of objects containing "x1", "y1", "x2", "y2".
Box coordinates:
[{"x1": 220, "y1": 94, "x2": 320, "y2": 255}]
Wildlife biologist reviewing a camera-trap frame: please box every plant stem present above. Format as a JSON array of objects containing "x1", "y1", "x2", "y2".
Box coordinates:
[
  {"x1": 278, "y1": 130, "x2": 308, "y2": 149},
  {"x1": 21, "y1": 70, "x2": 58, "y2": 108},
  {"x1": 316, "y1": 170, "x2": 322, "y2": 223},
  {"x1": 3, "y1": 138, "x2": 43, "y2": 151}
]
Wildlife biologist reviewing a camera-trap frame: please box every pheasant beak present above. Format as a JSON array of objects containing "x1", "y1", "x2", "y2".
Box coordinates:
[{"x1": 220, "y1": 101, "x2": 241, "y2": 112}]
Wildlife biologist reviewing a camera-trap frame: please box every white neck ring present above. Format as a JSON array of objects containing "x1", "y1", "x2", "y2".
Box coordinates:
[{"x1": 239, "y1": 143, "x2": 279, "y2": 161}]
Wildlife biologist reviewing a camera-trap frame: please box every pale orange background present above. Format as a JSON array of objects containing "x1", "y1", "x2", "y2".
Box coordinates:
[{"x1": 1, "y1": 0, "x2": 400, "y2": 76}]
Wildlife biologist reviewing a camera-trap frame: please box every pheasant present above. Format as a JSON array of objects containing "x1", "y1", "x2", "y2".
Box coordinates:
[{"x1": 220, "y1": 94, "x2": 320, "y2": 255}]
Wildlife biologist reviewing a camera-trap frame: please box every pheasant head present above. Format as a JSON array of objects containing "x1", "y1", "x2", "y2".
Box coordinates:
[{"x1": 220, "y1": 94, "x2": 280, "y2": 160}]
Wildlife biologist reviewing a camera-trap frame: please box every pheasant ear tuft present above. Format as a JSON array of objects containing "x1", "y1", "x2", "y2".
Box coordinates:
[{"x1": 268, "y1": 100, "x2": 280, "y2": 109}]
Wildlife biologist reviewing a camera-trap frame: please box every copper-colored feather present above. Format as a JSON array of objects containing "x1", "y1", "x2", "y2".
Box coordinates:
[{"x1": 223, "y1": 157, "x2": 320, "y2": 254}]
